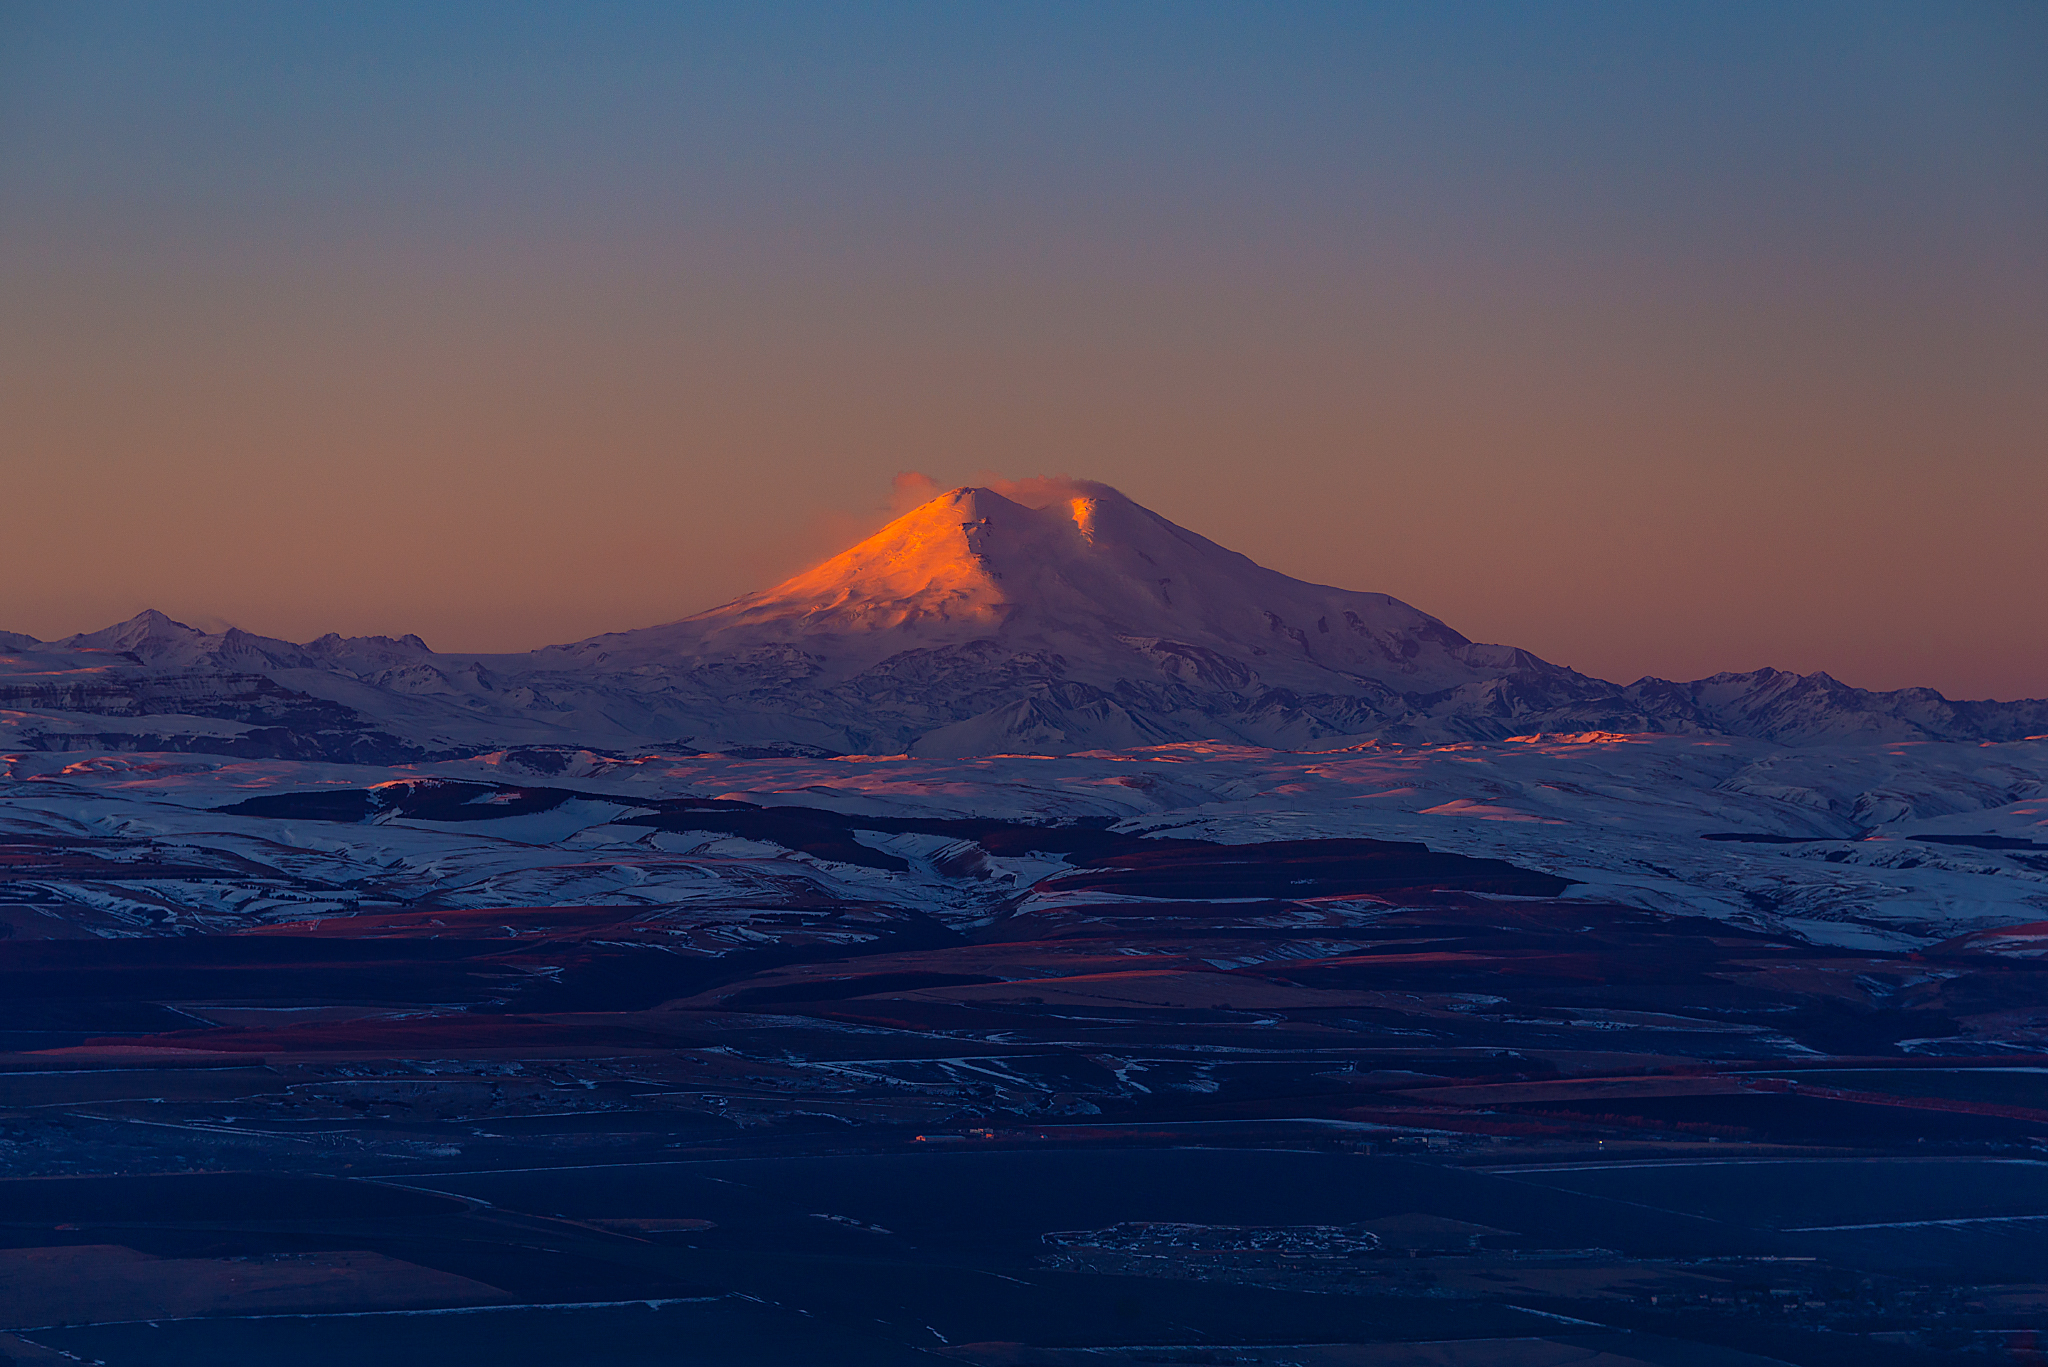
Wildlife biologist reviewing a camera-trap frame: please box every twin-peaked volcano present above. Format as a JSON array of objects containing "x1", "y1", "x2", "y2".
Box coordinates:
[
  {"x1": 5, "y1": 481, "x2": 2046, "y2": 758},
  {"x1": 517, "y1": 481, "x2": 1619, "y2": 754},
  {"x1": 552, "y1": 484, "x2": 1504, "y2": 688}
]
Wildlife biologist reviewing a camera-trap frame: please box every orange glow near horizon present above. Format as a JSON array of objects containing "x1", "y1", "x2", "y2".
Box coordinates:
[
  {"x1": 5, "y1": 265, "x2": 2039, "y2": 699},
  {"x1": 3, "y1": 7, "x2": 2042, "y2": 699},
  {"x1": 4, "y1": 278, "x2": 2044, "y2": 701}
]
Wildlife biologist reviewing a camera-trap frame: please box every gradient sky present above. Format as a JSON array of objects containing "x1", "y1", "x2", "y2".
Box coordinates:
[{"x1": 3, "y1": 2, "x2": 2043, "y2": 697}]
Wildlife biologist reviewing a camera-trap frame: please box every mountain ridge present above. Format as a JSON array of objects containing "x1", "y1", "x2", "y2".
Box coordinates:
[{"x1": 5, "y1": 483, "x2": 2044, "y2": 759}]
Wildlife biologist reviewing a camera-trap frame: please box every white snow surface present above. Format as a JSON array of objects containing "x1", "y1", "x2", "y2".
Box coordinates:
[
  {"x1": 4, "y1": 733, "x2": 2045, "y2": 946},
  {"x1": 6, "y1": 484, "x2": 2042, "y2": 759},
  {"x1": 542, "y1": 484, "x2": 1494, "y2": 690}
]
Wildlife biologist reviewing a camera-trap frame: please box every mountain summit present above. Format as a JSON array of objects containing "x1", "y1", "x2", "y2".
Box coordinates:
[
  {"x1": 551, "y1": 483, "x2": 1501, "y2": 692},
  {"x1": 6, "y1": 481, "x2": 2046, "y2": 758}
]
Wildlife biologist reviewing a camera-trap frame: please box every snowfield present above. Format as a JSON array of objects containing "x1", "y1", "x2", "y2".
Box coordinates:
[
  {"x1": 3, "y1": 731, "x2": 2043, "y2": 947},
  {"x1": 4, "y1": 482, "x2": 2043, "y2": 948},
  {"x1": 5, "y1": 484, "x2": 2044, "y2": 761}
]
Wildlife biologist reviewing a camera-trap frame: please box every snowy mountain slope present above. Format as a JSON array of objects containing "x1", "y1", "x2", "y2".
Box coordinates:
[
  {"x1": 546, "y1": 485, "x2": 1499, "y2": 687},
  {"x1": 4, "y1": 733, "x2": 2043, "y2": 944},
  {"x1": 5, "y1": 482, "x2": 2044, "y2": 758},
  {"x1": 0, "y1": 648, "x2": 431, "y2": 763},
  {"x1": 512, "y1": 483, "x2": 1644, "y2": 753},
  {"x1": 1619, "y1": 668, "x2": 2048, "y2": 745}
]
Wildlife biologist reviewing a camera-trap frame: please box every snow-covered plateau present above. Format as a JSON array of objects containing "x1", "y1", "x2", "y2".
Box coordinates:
[
  {"x1": 4, "y1": 482, "x2": 2044, "y2": 945},
  {"x1": 3, "y1": 729, "x2": 2044, "y2": 949}
]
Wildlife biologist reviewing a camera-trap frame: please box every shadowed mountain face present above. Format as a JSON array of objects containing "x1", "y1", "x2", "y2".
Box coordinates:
[
  {"x1": 548, "y1": 485, "x2": 1494, "y2": 687},
  {"x1": 5, "y1": 484, "x2": 2046, "y2": 759}
]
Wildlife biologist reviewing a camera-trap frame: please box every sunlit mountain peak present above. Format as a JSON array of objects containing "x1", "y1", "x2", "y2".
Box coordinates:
[{"x1": 553, "y1": 480, "x2": 1491, "y2": 696}]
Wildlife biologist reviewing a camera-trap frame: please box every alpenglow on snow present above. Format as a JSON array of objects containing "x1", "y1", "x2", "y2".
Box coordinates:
[{"x1": 5, "y1": 482, "x2": 2045, "y2": 760}]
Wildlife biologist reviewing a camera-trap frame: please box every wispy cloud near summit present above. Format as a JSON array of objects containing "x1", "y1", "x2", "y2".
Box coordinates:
[
  {"x1": 888, "y1": 472, "x2": 1118, "y2": 515},
  {"x1": 2, "y1": 4, "x2": 2041, "y2": 695}
]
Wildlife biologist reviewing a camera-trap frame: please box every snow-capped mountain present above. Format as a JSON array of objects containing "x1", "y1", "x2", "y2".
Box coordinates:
[{"x1": 4, "y1": 482, "x2": 2044, "y2": 759}]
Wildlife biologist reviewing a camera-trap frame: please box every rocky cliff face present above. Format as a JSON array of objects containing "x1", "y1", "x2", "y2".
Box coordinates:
[{"x1": 6, "y1": 485, "x2": 2043, "y2": 758}]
